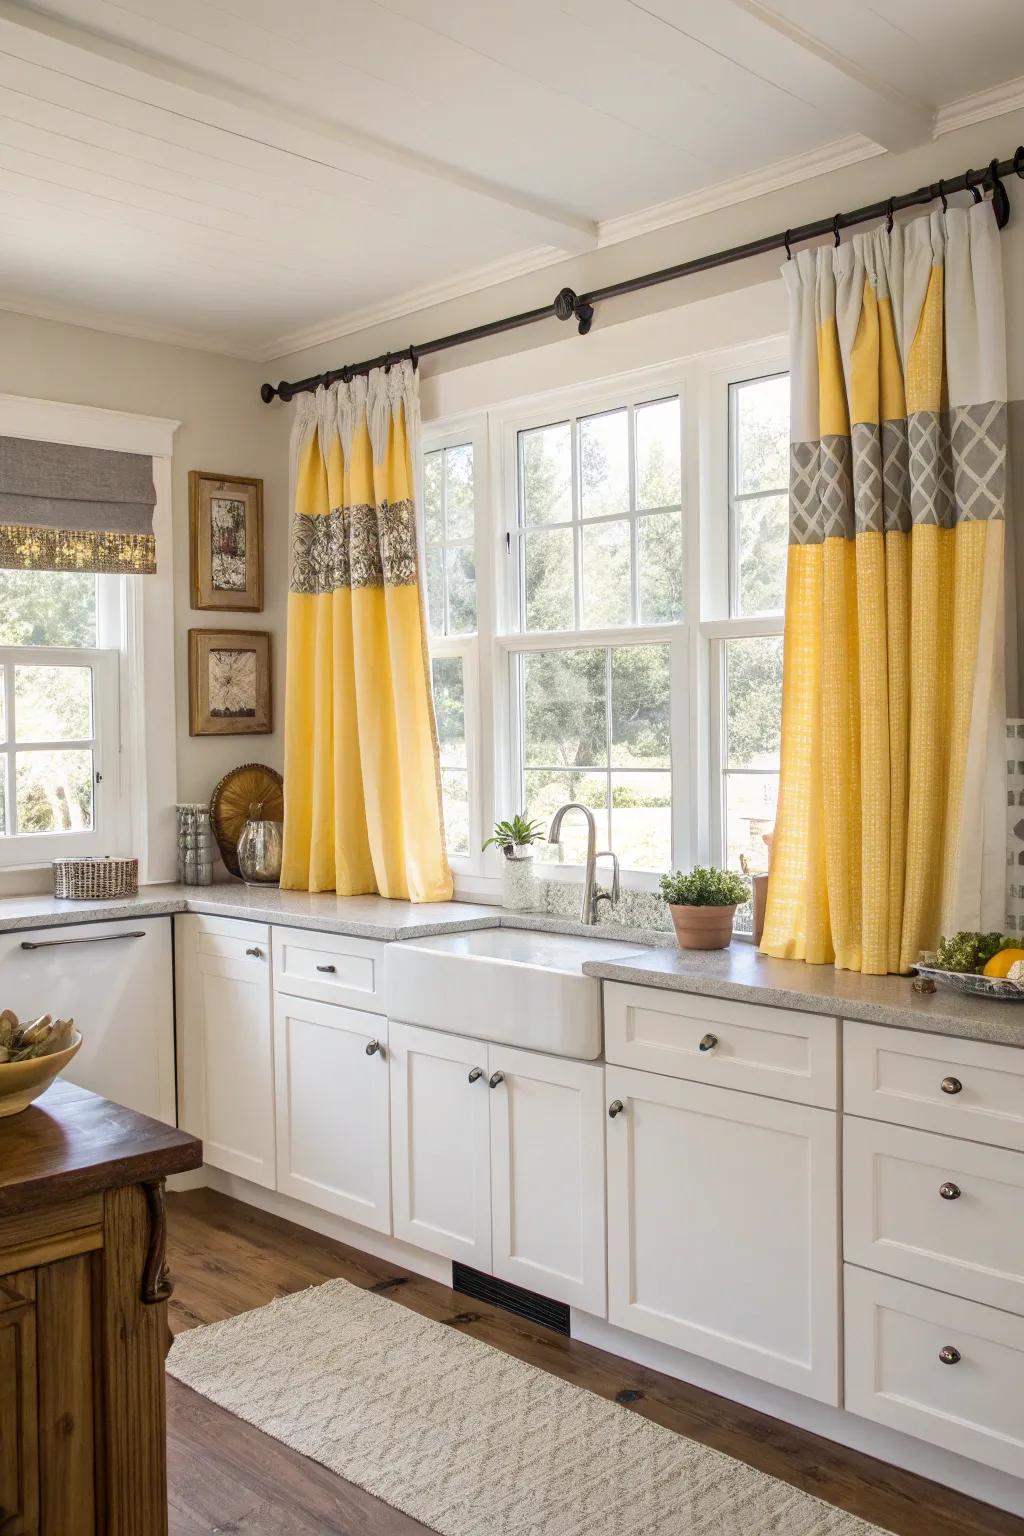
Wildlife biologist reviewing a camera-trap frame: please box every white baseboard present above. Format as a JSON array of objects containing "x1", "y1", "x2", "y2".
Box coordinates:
[
  {"x1": 570, "y1": 1310, "x2": 1024, "y2": 1519},
  {"x1": 201, "y1": 1166, "x2": 455, "y2": 1288}
]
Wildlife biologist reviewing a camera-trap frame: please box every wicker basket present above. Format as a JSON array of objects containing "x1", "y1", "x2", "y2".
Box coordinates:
[{"x1": 52, "y1": 857, "x2": 138, "y2": 901}]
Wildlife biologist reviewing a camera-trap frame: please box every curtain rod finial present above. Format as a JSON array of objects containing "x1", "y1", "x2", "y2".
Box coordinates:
[{"x1": 260, "y1": 382, "x2": 277, "y2": 404}]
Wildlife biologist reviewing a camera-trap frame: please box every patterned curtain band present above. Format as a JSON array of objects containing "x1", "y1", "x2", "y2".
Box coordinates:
[
  {"x1": 0, "y1": 435, "x2": 157, "y2": 575},
  {"x1": 290, "y1": 500, "x2": 418, "y2": 593}
]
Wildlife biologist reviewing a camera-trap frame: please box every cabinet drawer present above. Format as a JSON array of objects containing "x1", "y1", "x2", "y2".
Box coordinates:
[
  {"x1": 604, "y1": 983, "x2": 838, "y2": 1107},
  {"x1": 843, "y1": 1020, "x2": 1024, "y2": 1151},
  {"x1": 272, "y1": 927, "x2": 387, "y2": 1012},
  {"x1": 844, "y1": 1265, "x2": 1024, "y2": 1478},
  {"x1": 192, "y1": 914, "x2": 270, "y2": 973},
  {"x1": 844, "y1": 1117, "x2": 1024, "y2": 1313}
]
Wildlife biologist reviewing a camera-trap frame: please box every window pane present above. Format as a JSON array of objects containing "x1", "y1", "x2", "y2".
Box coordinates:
[
  {"x1": 0, "y1": 775, "x2": 6, "y2": 835},
  {"x1": 736, "y1": 492, "x2": 788, "y2": 616},
  {"x1": 524, "y1": 769, "x2": 608, "y2": 862},
  {"x1": 425, "y1": 547, "x2": 444, "y2": 637},
  {"x1": 734, "y1": 375, "x2": 789, "y2": 494},
  {"x1": 638, "y1": 510, "x2": 683, "y2": 624},
  {"x1": 15, "y1": 666, "x2": 92, "y2": 742},
  {"x1": 725, "y1": 772, "x2": 778, "y2": 875},
  {"x1": 445, "y1": 444, "x2": 474, "y2": 541},
  {"x1": 520, "y1": 422, "x2": 571, "y2": 525},
  {"x1": 611, "y1": 771, "x2": 671, "y2": 872},
  {"x1": 611, "y1": 645, "x2": 670, "y2": 768},
  {"x1": 579, "y1": 409, "x2": 628, "y2": 519},
  {"x1": 0, "y1": 570, "x2": 98, "y2": 647},
  {"x1": 725, "y1": 635, "x2": 783, "y2": 769},
  {"x1": 523, "y1": 648, "x2": 606, "y2": 769},
  {"x1": 582, "y1": 520, "x2": 630, "y2": 628},
  {"x1": 446, "y1": 547, "x2": 476, "y2": 634},
  {"x1": 431, "y1": 657, "x2": 466, "y2": 767},
  {"x1": 16, "y1": 749, "x2": 93, "y2": 834},
  {"x1": 524, "y1": 527, "x2": 574, "y2": 632},
  {"x1": 0, "y1": 686, "x2": 6, "y2": 744},
  {"x1": 635, "y1": 398, "x2": 681, "y2": 510},
  {"x1": 423, "y1": 450, "x2": 443, "y2": 543},
  {"x1": 440, "y1": 769, "x2": 470, "y2": 856}
]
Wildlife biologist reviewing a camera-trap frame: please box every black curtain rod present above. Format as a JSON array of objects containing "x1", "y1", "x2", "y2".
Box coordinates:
[{"x1": 260, "y1": 148, "x2": 1023, "y2": 405}]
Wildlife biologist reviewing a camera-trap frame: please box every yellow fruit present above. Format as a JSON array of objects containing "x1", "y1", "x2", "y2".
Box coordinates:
[{"x1": 982, "y1": 948, "x2": 1024, "y2": 979}]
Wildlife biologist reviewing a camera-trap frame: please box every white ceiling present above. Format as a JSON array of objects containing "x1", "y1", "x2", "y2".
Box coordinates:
[{"x1": 0, "y1": 0, "x2": 1022, "y2": 360}]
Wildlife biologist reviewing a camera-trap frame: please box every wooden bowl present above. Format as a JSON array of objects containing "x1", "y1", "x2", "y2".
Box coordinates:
[{"x1": 0, "y1": 1031, "x2": 82, "y2": 1118}]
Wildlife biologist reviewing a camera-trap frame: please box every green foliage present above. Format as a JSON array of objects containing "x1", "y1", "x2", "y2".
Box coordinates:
[
  {"x1": 660, "y1": 865, "x2": 751, "y2": 908},
  {"x1": 934, "y1": 931, "x2": 1017, "y2": 975},
  {"x1": 482, "y1": 815, "x2": 545, "y2": 857}
]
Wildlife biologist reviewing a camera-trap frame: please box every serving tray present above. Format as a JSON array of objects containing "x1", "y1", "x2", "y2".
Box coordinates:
[{"x1": 912, "y1": 962, "x2": 1024, "y2": 1002}]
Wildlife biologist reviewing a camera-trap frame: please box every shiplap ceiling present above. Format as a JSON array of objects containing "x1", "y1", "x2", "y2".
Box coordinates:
[{"x1": 1, "y1": 0, "x2": 1023, "y2": 359}]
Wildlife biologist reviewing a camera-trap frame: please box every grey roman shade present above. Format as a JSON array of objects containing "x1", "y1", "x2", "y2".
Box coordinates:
[{"x1": 0, "y1": 435, "x2": 157, "y2": 574}]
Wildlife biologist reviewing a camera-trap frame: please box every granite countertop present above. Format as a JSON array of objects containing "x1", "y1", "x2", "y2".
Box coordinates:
[
  {"x1": 1, "y1": 883, "x2": 1021, "y2": 1049},
  {"x1": 582, "y1": 944, "x2": 1024, "y2": 1050}
]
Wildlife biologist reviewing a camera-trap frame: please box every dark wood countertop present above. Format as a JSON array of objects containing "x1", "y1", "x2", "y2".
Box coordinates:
[{"x1": 0, "y1": 1079, "x2": 202, "y2": 1217}]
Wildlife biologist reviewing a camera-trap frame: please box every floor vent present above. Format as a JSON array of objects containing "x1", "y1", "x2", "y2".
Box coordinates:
[{"x1": 451, "y1": 1264, "x2": 570, "y2": 1336}]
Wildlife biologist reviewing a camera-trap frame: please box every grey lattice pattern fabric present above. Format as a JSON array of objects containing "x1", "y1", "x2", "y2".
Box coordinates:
[
  {"x1": 290, "y1": 499, "x2": 418, "y2": 593},
  {"x1": 168, "y1": 1278, "x2": 894, "y2": 1536},
  {"x1": 789, "y1": 402, "x2": 1005, "y2": 545}
]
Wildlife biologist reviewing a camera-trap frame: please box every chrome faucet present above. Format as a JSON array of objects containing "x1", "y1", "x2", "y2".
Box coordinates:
[{"x1": 547, "y1": 803, "x2": 621, "y2": 925}]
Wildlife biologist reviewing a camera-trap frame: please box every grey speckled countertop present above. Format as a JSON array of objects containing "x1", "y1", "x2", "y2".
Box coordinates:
[
  {"x1": 1, "y1": 883, "x2": 1020, "y2": 1048},
  {"x1": 582, "y1": 944, "x2": 1024, "y2": 1050}
]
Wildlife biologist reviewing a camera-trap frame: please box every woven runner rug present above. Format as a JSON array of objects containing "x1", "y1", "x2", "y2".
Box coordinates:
[{"x1": 167, "y1": 1277, "x2": 893, "y2": 1536}]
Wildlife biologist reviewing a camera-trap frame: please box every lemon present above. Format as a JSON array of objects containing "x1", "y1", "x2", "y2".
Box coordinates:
[{"x1": 982, "y1": 947, "x2": 1024, "y2": 979}]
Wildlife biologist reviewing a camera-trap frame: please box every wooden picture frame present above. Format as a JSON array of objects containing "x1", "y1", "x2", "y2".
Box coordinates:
[
  {"x1": 189, "y1": 471, "x2": 263, "y2": 611},
  {"x1": 188, "y1": 629, "x2": 272, "y2": 736}
]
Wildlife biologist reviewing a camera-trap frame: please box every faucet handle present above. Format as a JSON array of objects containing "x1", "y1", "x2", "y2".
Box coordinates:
[{"x1": 594, "y1": 851, "x2": 621, "y2": 903}]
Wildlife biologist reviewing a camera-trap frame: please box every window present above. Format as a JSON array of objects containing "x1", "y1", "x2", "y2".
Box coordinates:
[
  {"x1": 0, "y1": 569, "x2": 124, "y2": 863},
  {"x1": 712, "y1": 371, "x2": 790, "y2": 901},
  {"x1": 424, "y1": 433, "x2": 482, "y2": 866}
]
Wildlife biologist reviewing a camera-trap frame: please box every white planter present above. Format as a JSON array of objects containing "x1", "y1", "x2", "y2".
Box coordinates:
[{"x1": 502, "y1": 850, "x2": 536, "y2": 912}]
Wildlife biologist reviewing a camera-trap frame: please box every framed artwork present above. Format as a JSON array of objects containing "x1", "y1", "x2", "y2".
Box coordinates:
[
  {"x1": 189, "y1": 629, "x2": 272, "y2": 736},
  {"x1": 189, "y1": 470, "x2": 263, "y2": 611}
]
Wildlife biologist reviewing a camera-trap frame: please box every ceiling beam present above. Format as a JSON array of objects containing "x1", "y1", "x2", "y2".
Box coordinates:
[
  {"x1": 626, "y1": 0, "x2": 935, "y2": 153},
  {"x1": 0, "y1": 2, "x2": 599, "y2": 254}
]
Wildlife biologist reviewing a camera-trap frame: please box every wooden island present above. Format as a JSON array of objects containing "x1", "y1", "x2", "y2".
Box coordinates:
[{"x1": 0, "y1": 1080, "x2": 202, "y2": 1535}]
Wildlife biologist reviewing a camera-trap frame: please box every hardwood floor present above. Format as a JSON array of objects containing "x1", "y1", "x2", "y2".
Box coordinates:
[{"x1": 165, "y1": 1188, "x2": 1023, "y2": 1536}]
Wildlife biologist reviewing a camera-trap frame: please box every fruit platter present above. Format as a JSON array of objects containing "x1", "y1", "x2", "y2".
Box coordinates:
[{"x1": 913, "y1": 932, "x2": 1024, "y2": 1001}]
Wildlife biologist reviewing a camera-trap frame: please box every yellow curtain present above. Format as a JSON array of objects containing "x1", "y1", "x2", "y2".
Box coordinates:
[
  {"x1": 762, "y1": 206, "x2": 1008, "y2": 974},
  {"x1": 281, "y1": 363, "x2": 453, "y2": 901}
]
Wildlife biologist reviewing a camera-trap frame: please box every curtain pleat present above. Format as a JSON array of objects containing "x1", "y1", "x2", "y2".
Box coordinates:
[
  {"x1": 761, "y1": 205, "x2": 1008, "y2": 973},
  {"x1": 281, "y1": 362, "x2": 453, "y2": 902}
]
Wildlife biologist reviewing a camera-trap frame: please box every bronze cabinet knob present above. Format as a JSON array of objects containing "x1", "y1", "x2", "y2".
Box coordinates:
[
  {"x1": 940, "y1": 1077, "x2": 963, "y2": 1095},
  {"x1": 939, "y1": 1182, "x2": 962, "y2": 1200},
  {"x1": 698, "y1": 1033, "x2": 718, "y2": 1053},
  {"x1": 938, "y1": 1345, "x2": 961, "y2": 1365},
  {"x1": 608, "y1": 1100, "x2": 625, "y2": 1119}
]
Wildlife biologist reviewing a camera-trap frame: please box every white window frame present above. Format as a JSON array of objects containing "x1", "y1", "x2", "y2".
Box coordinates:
[
  {"x1": 423, "y1": 340, "x2": 788, "y2": 903},
  {"x1": 701, "y1": 347, "x2": 788, "y2": 876},
  {"x1": 0, "y1": 395, "x2": 179, "y2": 880}
]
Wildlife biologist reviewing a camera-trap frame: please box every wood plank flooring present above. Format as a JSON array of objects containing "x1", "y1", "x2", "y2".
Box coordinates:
[{"x1": 165, "y1": 1188, "x2": 1023, "y2": 1536}]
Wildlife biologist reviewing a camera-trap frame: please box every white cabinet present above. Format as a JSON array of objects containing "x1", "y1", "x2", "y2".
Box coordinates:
[
  {"x1": 271, "y1": 926, "x2": 388, "y2": 1012},
  {"x1": 0, "y1": 917, "x2": 174, "y2": 1122},
  {"x1": 177, "y1": 913, "x2": 276, "y2": 1188},
  {"x1": 274, "y1": 995, "x2": 390, "y2": 1230},
  {"x1": 389, "y1": 1020, "x2": 492, "y2": 1268},
  {"x1": 489, "y1": 1043, "x2": 606, "y2": 1314},
  {"x1": 606, "y1": 1065, "x2": 840, "y2": 1403},
  {"x1": 389, "y1": 1022, "x2": 607, "y2": 1311}
]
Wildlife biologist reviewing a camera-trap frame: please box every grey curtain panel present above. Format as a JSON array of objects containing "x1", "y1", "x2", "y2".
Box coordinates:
[{"x1": 0, "y1": 436, "x2": 157, "y2": 574}]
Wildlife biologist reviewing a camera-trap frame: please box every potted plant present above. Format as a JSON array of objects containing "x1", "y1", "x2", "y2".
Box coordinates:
[
  {"x1": 483, "y1": 816, "x2": 544, "y2": 911},
  {"x1": 659, "y1": 866, "x2": 751, "y2": 950}
]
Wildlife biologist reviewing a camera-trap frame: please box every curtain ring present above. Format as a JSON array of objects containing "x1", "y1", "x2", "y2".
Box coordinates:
[
  {"x1": 988, "y1": 158, "x2": 1010, "y2": 229},
  {"x1": 384, "y1": 351, "x2": 392, "y2": 375},
  {"x1": 938, "y1": 178, "x2": 948, "y2": 213},
  {"x1": 965, "y1": 168, "x2": 982, "y2": 203},
  {"x1": 833, "y1": 213, "x2": 841, "y2": 248},
  {"x1": 885, "y1": 197, "x2": 895, "y2": 233},
  {"x1": 1013, "y1": 146, "x2": 1024, "y2": 179},
  {"x1": 340, "y1": 364, "x2": 352, "y2": 385},
  {"x1": 408, "y1": 345, "x2": 419, "y2": 371},
  {"x1": 783, "y1": 229, "x2": 793, "y2": 261}
]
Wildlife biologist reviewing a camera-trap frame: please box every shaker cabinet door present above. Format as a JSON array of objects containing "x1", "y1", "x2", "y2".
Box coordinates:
[
  {"x1": 606, "y1": 1066, "x2": 840, "y2": 1403},
  {"x1": 389, "y1": 1021, "x2": 491, "y2": 1269},
  {"x1": 274, "y1": 997, "x2": 390, "y2": 1231},
  {"x1": 0, "y1": 1272, "x2": 38, "y2": 1536}
]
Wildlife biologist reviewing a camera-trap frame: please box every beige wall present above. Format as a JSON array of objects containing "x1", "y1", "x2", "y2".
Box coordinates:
[{"x1": 0, "y1": 311, "x2": 290, "y2": 806}]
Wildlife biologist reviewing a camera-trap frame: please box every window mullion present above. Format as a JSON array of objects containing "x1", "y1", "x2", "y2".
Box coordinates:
[
  {"x1": 570, "y1": 414, "x2": 581, "y2": 632},
  {"x1": 627, "y1": 402, "x2": 639, "y2": 625},
  {"x1": 604, "y1": 646, "x2": 614, "y2": 852}
]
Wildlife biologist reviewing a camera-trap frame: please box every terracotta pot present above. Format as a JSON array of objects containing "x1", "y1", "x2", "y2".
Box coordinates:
[{"x1": 668, "y1": 903, "x2": 737, "y2": 951}]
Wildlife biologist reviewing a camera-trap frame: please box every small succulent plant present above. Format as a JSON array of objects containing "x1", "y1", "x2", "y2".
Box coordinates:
[{"x1": 482, "y1": 815, "x2": 545, "y2": 858}]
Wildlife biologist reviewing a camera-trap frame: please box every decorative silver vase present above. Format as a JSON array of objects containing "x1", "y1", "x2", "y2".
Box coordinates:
[{"x1": 236, "y1": 818, "x2": 284, "y2": 885}]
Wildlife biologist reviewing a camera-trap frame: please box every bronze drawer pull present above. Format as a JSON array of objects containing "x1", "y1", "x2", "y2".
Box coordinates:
[{"x1": 20, "y1": 930, "x2": 146, "y2": 950}]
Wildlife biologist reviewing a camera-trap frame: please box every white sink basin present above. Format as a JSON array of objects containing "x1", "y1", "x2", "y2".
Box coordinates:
[{"x1": 386, "y1": 927, "x2": 648, "y2": 1058}]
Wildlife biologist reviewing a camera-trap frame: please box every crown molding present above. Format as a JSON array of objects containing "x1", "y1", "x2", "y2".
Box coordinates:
[
  {"x1": 934, "y1": 74, "x2": 1024, "y2": 136},
  {"x1": 259, "y1": 135, "x2": 885, "y2": 364}
]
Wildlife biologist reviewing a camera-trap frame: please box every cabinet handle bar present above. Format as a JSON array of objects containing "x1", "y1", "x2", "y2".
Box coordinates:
[{"x1": 20, "y1": 929, "x2": 146, "y2": 951}]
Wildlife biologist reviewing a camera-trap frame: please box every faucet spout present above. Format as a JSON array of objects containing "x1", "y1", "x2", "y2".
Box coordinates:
[{"x1": 546, "y1": 803, "x2": 600, "y2": 924}]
